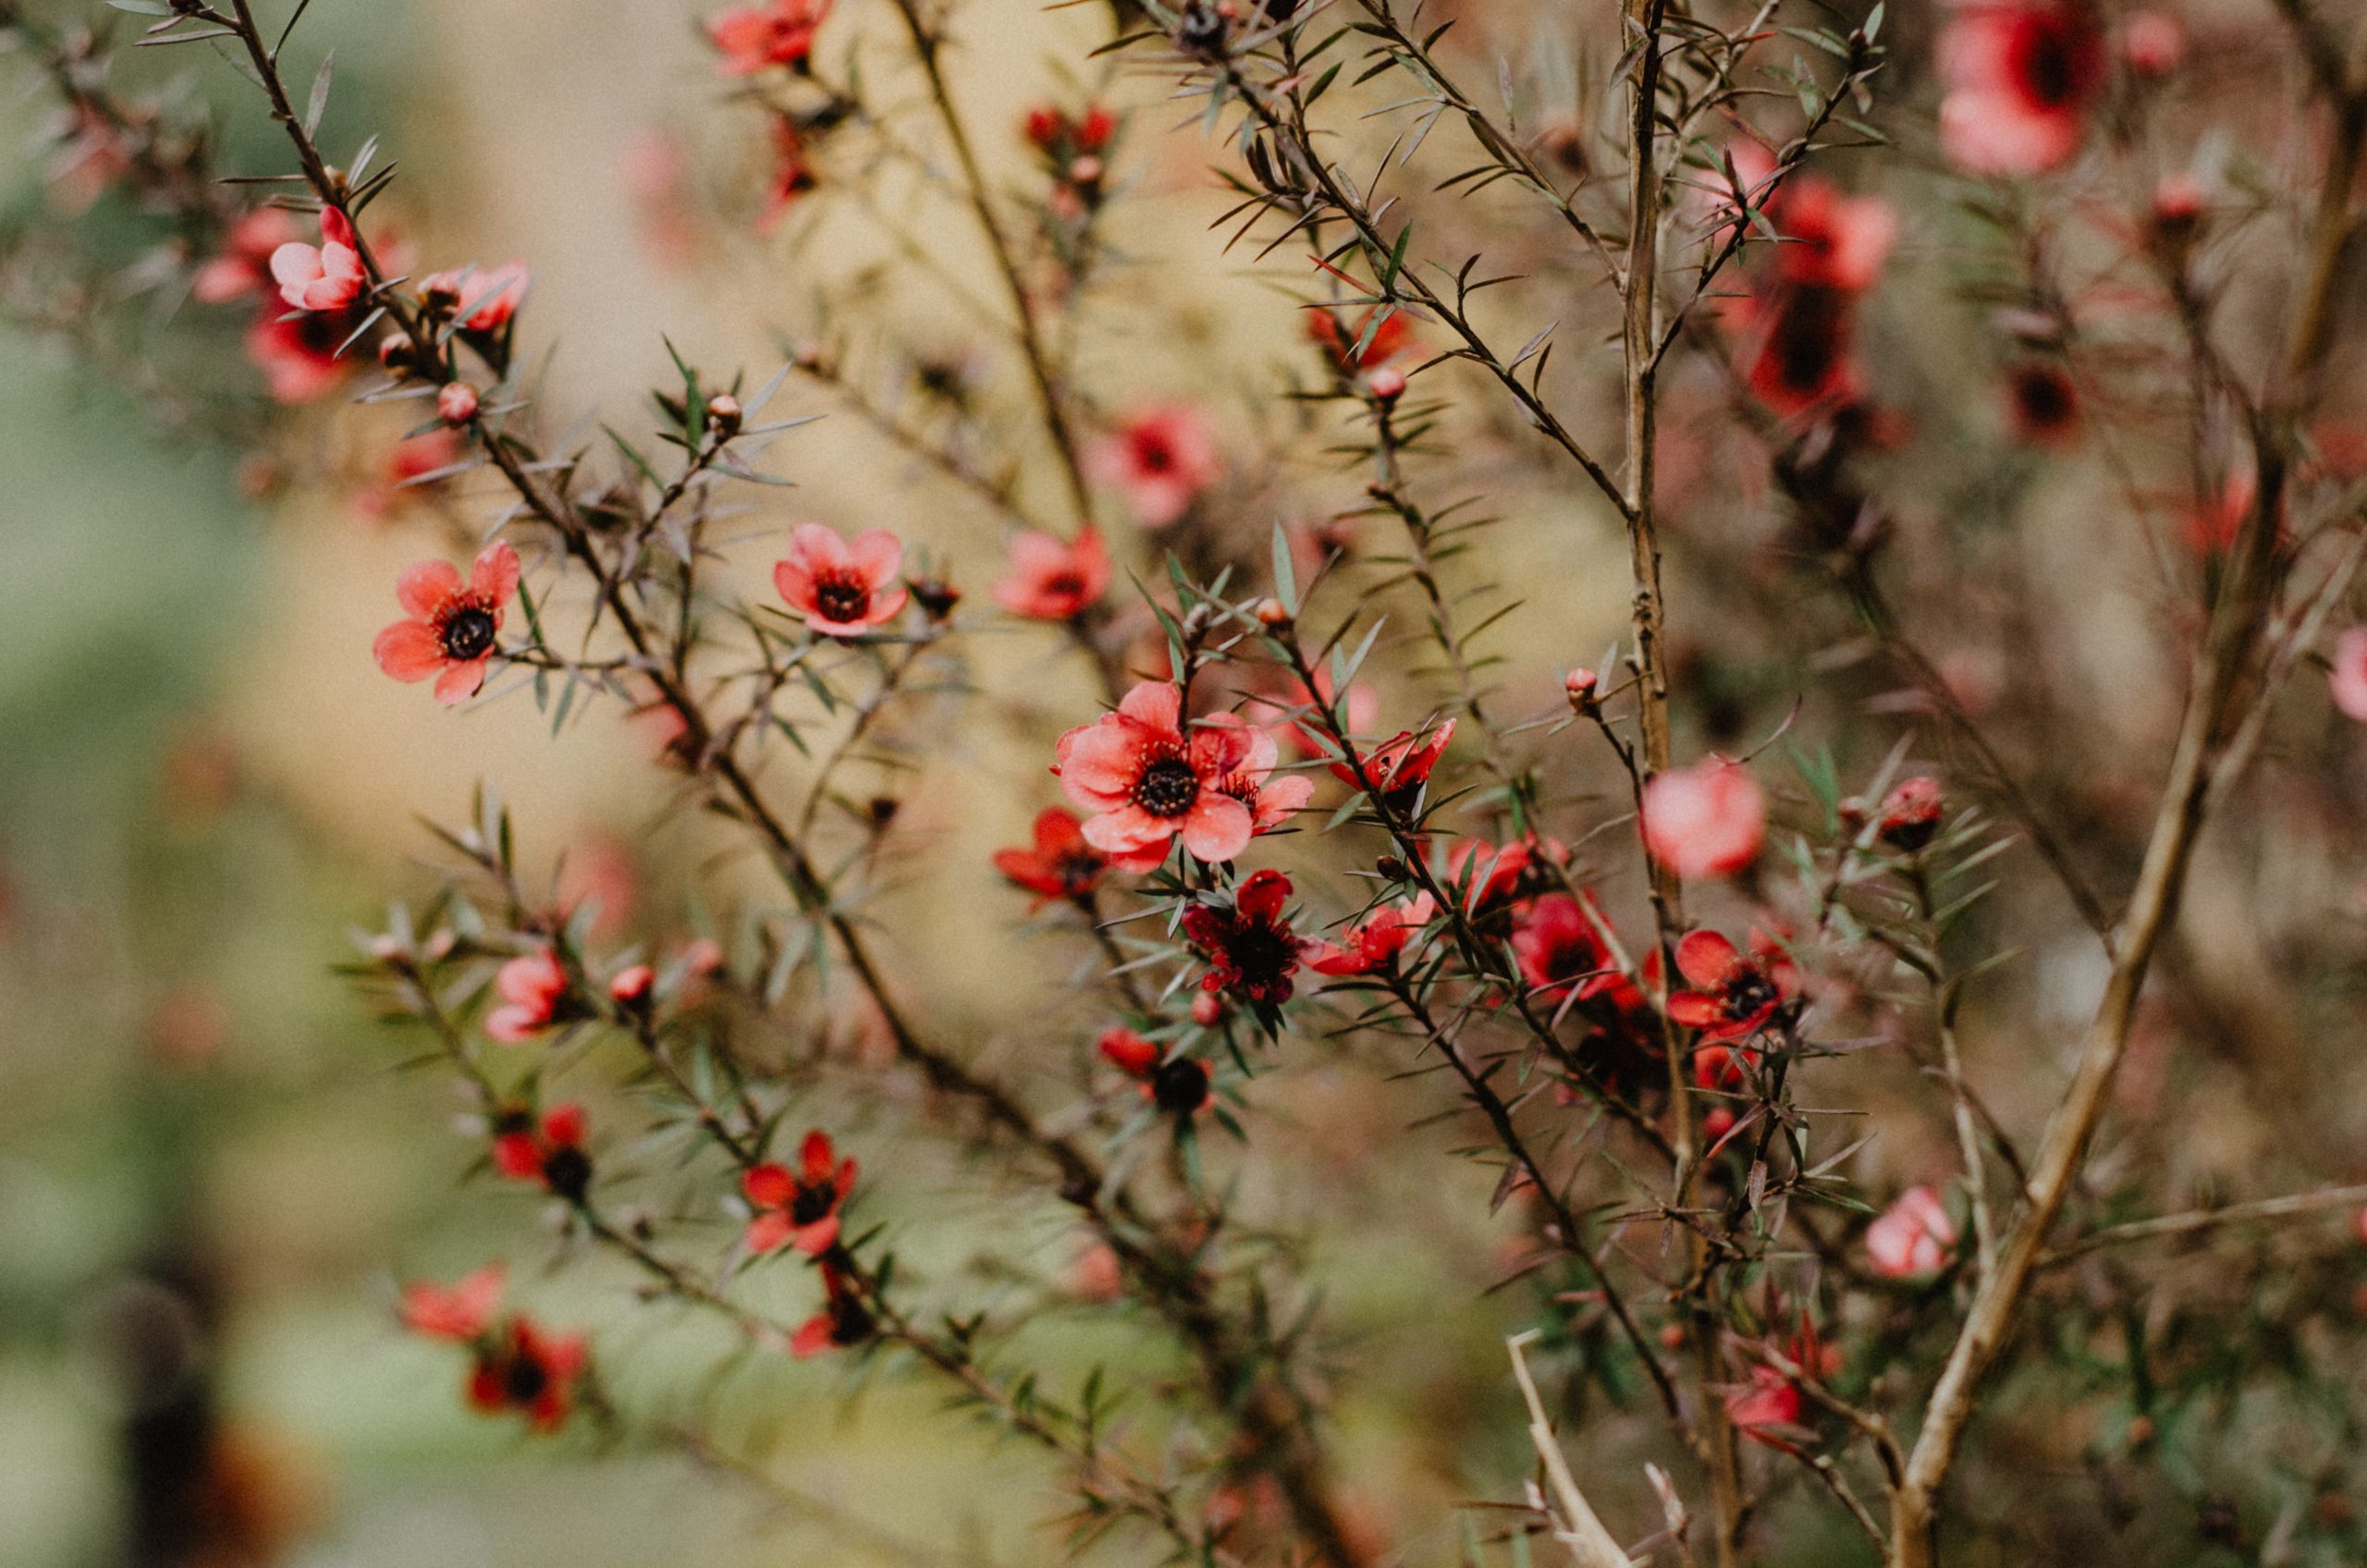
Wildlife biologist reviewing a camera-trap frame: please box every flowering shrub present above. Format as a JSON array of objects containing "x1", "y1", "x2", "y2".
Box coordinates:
[{"x1": 16, "y1": 0, "x2": 2367, "y2": 1563}]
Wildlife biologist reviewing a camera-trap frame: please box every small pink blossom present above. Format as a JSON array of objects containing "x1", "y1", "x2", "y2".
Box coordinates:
[
  {"x1": 1089, "y1": 405, "x2": 1220, "y2": 528},
  {"x1": 268, "y1": 209, "x2": 365, "y2": 312},
  {"x1": 1641, "y1": 761, "x2": 1766, "y2": 881},
  {"x1": 1866, "y1": 1185, "x2": 1957, "y2": 1278},
  {"x1": 485, "y1": 949, "x2": 568, "y2": 1043},
  {"x1": 773, "y1": 523, "x2": 908, "y2": 636},
  {"x1": 424, "y1": 261, "x2": 530, "y2": 332},
  {"x1": 1937, "y1": 2, "x2": 2104, "y2": 178}
]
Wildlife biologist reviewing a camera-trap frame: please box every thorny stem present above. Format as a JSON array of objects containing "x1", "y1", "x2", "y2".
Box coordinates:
[{"x1": 1886, "y1": 23, "x2": 2367, "y2": 1562}]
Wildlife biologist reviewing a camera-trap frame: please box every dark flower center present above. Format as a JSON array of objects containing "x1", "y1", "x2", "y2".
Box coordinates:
[
  {"x1": 1043, "y1": 570, "x2": 1085, "y2": 600},
  {"x1": 541, "y1": 1145, "x2": 592, "y2": 1202},
  {"x1": 814, "y1": 573, "x2": 872, "y2": 624},
  {"x1": 1058, "y1": 851, "x2": 1103, "y2": 893},
  {"x1": 2018, "y1": 25, "x2": 2079, "y2": 107},
  {"x1": 1134, "y1": 754, "x2": 1200, "y2": 817},
  {"x1": 790, "y1": 1180, "x2": 836, "y2": 1225},
  {"x1": 1723, "y1": 969, "x2": 1779, "y2": 1022},
  {"x1": 829, "y1": 1294, "x2": 876, "y2": 1346},
  {"x1": 502, "y1": 1349, "x2": 549, "y2": 1404},
  {"x1": 1151, "y1": 1057, "x2": 1210, "y2": 1114},
  {"x1": 1770, "y1": 286, "x2": 1849, "y2": 396},
  {"x1": 2015, "y1": 367, "x2": 2073, "y2": 427},
  {"x1": 1221, "y1": 918, "x2": 1300, "y2": 994},
  {"x1": 1134, "y1": 435, "x2": 1176, "y2": 473},
  {"x1": 439, "y1": 605, "x2": 497, "y2": 660}
]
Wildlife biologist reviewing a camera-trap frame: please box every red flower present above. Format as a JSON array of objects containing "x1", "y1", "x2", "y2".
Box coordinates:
[
  {"x1": 743, "y1": 1130, "x2": 856, "y2": 1256},
  {"x1": 994, "y1": 527, "x2": 1110, "y2": 620},
  {"x1": 193, "y1": 208, "x2": 299, "y2": 303},
  {"x1": 1641, "y1": 760, "x2": 1764, "y2": 881},
  {"x1": 706, "y1": 0, "x2": 832, "y2": 75},
  {"x1": 1307, "y1": 894, "x2": 1433, "y2": 976},
  {"x1": 1054, "y1": 681, "x2": 1257, "y2": 871},
  {"x1": 1330, "y1": 717, "x2": 1454, "y2": 806},
  {"x1": 1724, "y1": 144, "x2": 1895, "y2": 293},
  {"x1": 1938, "y1": 2, "x2": 2104, "y2": 178},
  {"x1": 492, "y1": 1103, "x2": 592, "y2": 1198},
  {"x1": 244, "y1": 305, "x2": 356, "y2": 402},
  {"x1": 1866, "y1": 1185, "x2": 1958, "y2": 1278},
  {"x1": 1442, "y1": 835, "x2": 1563, "y2": 914},
  {"x1": 1182, "y1": 870, "x2": 1305, "y2": 1005},
  {"x1": 1876, "y1": 776, "x2": 1944, "y2": 851},
  {"x1": 401, "y1": 1264, "x2": 507, "y2": 1341},
  {"x1": 758, "y1": 116, "x2": 817, "y2": 233},
  {"x1": 773, "y1": 523, "x2": 909, "y2": 637},
  {"x1": 1665, "y1": 928, "x2": 1795, "y2": 1043},
  {"x1": 373, "y1": 539, "x2": 521, "y2": 705},
  {"x1": 423, "y1": 260, "x2": 529, "y2": 333},
  {"x1": 790, "y1": 1262, "x2": 876, "y2": 1356},
  {"x1": 1023, "y1": 104, "x2": 1114, "y2": 157},
  {"x1": 1306, "y1": 306, "x2": 1415, "y2": 372},
  {"x1": 1089, "y1": 405, "x2": 1220, "y2": 527},
  {"x1": 1098, "y1": 1026, "x2": 1211, "y2": 1113},
  {"x1": 992, "y1": 807, "x2": 1109, "y2": 906},
  {"x1": 1509, "y1": 892, "x2": 1628, "y2": 1004},
  {"x1": 1727, "y1": 1317, "x2": 1837, "y2": 1450},
  {"x1": 1739, "y1": 284, "x2": 1866, "y2": 415},
  {"x1": 2332, "y1": 628, "x2": 2367, "y2": 722},
  {"x1": 484, "y1": 947, "x2": 568, "y2": 1043},
  {"x1": 465, "y1": 1316, "x2": 589, "y2": 1432},
  {"x1": 269, "y1": 208, "x2": 365, "y2": 312},
  {"x1": 1207, "y1": 716, "x2": 1314, "y2": 835}
]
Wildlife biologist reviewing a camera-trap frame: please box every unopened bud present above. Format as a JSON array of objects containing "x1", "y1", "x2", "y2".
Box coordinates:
[
  {"x1": 437, "y1": 381, "x2": 480, "y2": 425},
  {"x1": 1365, "y1": 364, "x2": 1406, "y2": 403},
  {"x1": 1254, "y1": 596, "x2": 1292, "y2": 628},
  {"x1": 609, "y1": 963, "x2": 655, "y2": 1006},
  {"x1": 911, "y1": 577, "x2": 963, "y2": 620},
  {"x1": 1191, "y1": 992, "x2": 1223, "y2": 1026},
  {"x1": 377, "y1": 335, "x2": 416, "y2": 375},
  {"x1": 1068, "y1": 154, "x2": 1104, "y2": 189},
  {"x1": 1564, "y1": 667, "x2": 1598, "y2": 711},
  {"x1": 705, "y1": 392, "x2": 742, "y2": 437},
  {"x1": 1877, "y1": 776, "x2": 1944, "y2": 851}
]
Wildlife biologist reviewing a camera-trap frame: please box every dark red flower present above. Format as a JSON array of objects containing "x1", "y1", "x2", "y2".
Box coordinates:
[
  {"x1": 464, "y1": 1316, "x2": 588, "y2": 1432},
  {"x1": 743, "y1": 1130, "x2": 856, "y2": 1256},
  {"x1": 492, "y1": 1103, "x2": 592, "y2": 1199},
  {"x1": 1054, "y1": 681, "x2": 1257, "y2": 872},
  {"x1": 993, "y1": 807, "x2": 1110, "y2": 906},
  {"x1": 1098, "y1": 1026, "x2": 1210, "y2": 1114},
  {"x1": 1329, "y1": 717, "x2": 1454, "y2": 808},
  {"x1": 1666, "y1": 928, "x2": 1797, "y2": 1043},
  {"x1": 1182, "y1": 870, "x2": 1306, "y2": 1005},
  {"x1": 790, "y1": 1261, "x2": 876, "y2": 1356},
  {"x1": 1022, "y1": 104, "x2": 1114, "y2": 159},
  {"x1": 1307, "y1": 893, "x2": 1435, "y2": 976}
]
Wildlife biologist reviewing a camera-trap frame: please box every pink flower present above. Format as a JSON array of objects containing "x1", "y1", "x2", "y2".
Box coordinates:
[
  {"x1": 268, "y1": 208, "x2": 365, "y2": 312},
  {"x1": 1330, "y1": 718, "x2": 1454, "y2": 805},
  {"x1": 773, "y1": 523, "x2": 909, "y2": 636},
  {"x1": 706, "y1": 0, "x2": 832, "y2": 75},
  {"x1": 2330, "y1": 628, "x2": 2367, "y2": 722},
  {"x1": 373, "y1": 540, "x2": 521, "y2": 704},
  {"x1": 995, "y1": 527, "x2": 1110, "y2": 620},
  {"x1": 484, "y1": 948, "x2": 568, "y2": 1043},
  {"x1": 1725, "y1": 143, "x2": 1895, "y2": 293},
  {"x1": 1206, "y1": 716, "x2": 1314, "y2": 835},
  {"x1": 1089, "y1": 405, "x2": 1220, "y2": 527},
  {"x1": 1055, "y1": 682, "x2": 1257, "y2": 871},
  {"x1": 423, "y1": 261, "x2": 530, "y2": 332},
  {"x1": 194, "y1": 208, "x2": 299, "y2": 304},
  {"x1": 1937, "y1": 2, "x2": 2104, "y2": 178},
  {"x1": 1867, "y1": 1185, "x2": 1958, "y2": 1277},
  {"x1": 400, "y1": 1264, "x2": 507, "y2": 1341},
  {"x1": 1641, "y1": 761, "x2": 1765, "y2": 880},
  {"x1": 244, "y1": 306, "x2": 354, "y2": 402}
]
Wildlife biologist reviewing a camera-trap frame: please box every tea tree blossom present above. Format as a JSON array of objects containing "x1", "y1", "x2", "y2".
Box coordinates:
[
  {"x1": 1867, "y1": 1185, "x2": 1959, "y2": 1277},
  {"x1": 1089, "y1": 405, "x2": 1220, "y2": 527},
  {"x1": 422, "y1": 260, "x2": 529, "y2": 332},
  {"x1": 193, "y1": 208, "x2": 298, "y2": 303},
  {"x1": 1054, "y1": 682, "x2": 1256, "y2": 870},
  {"x1": 484, "y1": 947, "x2": 567, "y2": 1043},
  {"x1": 994, "y1": 527, "x2": 1110, "y2": 620},
  {"x1": 706, "y1": 0, "x2": 832, "y2": 76},
  {"x1": 992, "y1": 807, "x2": 1109, "y2": 906},
  {"x1": 268, "y1": 208, "x2": 364, "y2": 312},
  {"x1": 773, "y1": 523, "x2": 909, "y2": 637},
  {"x1": 742, "y1": 1130, "x2": 856, "y2": 1256},
  {"x1": 1937, "y1": 1, "x2": 2104, "y2": 178},
  {"x1": 1640, "y1": 760, "x2": 1765, "y2": 880},
  {"x1": 1182, "y1": 870, "x2": 1305, "y2": 1004},
  {"x1": 790, "y1": 1263, "x2": 874, "y2": 1356},
  {"x1": 372, "y1": 539, "x2": 521, "y2": 704},
  {"x1": 1098, "y1": 1026, "x2": 1211, "y2": 1114}
]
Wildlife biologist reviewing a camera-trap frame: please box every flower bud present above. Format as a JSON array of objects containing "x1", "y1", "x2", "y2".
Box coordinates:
[
  {"x1": 437, "y1": 381, "x2": 480, "y2": 425},
  {"x1": 1191, "y1": 992, "x2": 1224, "y2": 1026},
  {"x1": 1877, "y1": 776, "x2": 1944, "y2": 852},
  {"x1": 1254, "y1": 596, "x2": 1292, "y2": 628},
  {"x1": 1365, "y1": 364, "x2": 1406, "y2": 403},
  {"x1": 1068, "y1": 154, "x2": 1104, "y2": 190},
  {"x1": 910, "y1": 577, "x2": 963, "y2": 620},
  {"x1": 705, "y1": 392, "x2": 742, "y2": 437},
  {"x1": 609, "y1": 963, "x2": 654, "y2": 1007},
  {"x1": 1564, "y1": 667, "x2": 1599, "y2": 712}
]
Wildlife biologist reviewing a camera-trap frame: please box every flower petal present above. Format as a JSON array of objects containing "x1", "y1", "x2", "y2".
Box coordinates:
[
  {"x1": 374, "y1": 619, "x2": 445, "y2": 682},
  {"x1": 397, "y1": 559, "x2": 464, "y2": 619}
]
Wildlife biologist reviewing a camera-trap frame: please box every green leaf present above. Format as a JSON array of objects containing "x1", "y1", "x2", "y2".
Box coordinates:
[{"x1": 303, "y1": 50, "x2": 335, "y2": 139}]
